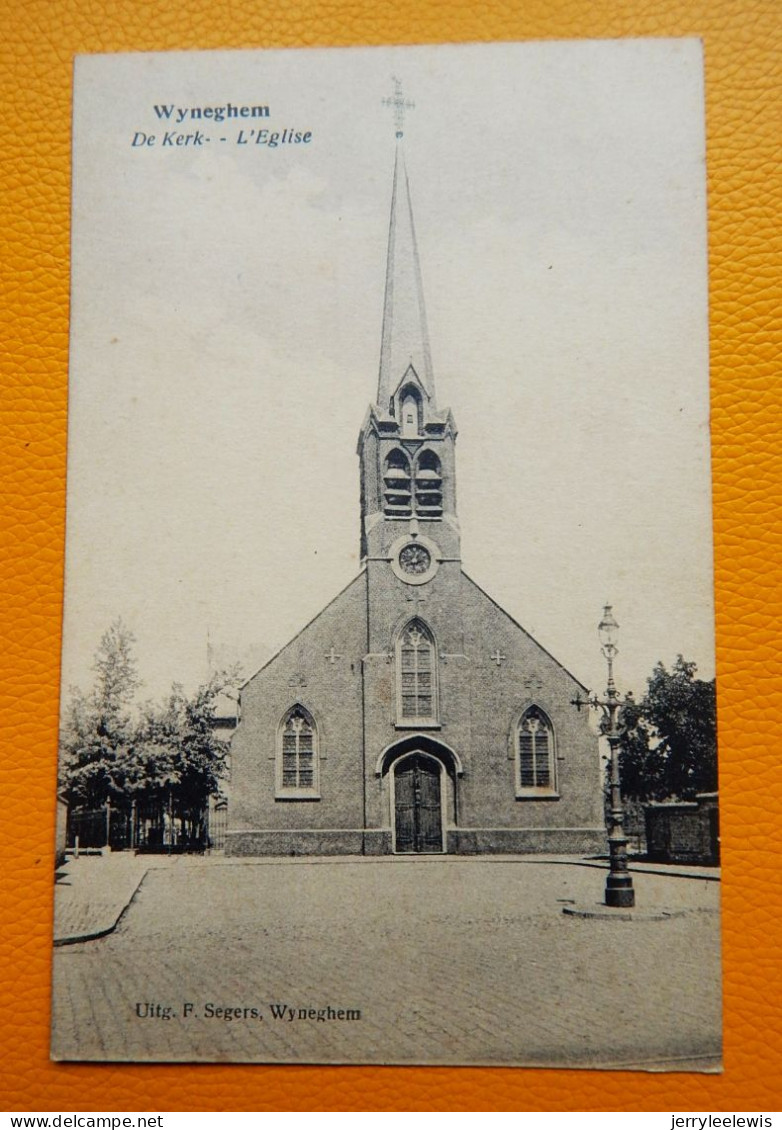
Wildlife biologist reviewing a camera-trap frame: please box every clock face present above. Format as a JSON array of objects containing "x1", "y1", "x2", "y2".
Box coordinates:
[
  {"x1": 399, "y1": 543, "x2": 432, "y2": 575},
  {"x1": 390, "y1": 534, "x2": 440, "y2": 586}
]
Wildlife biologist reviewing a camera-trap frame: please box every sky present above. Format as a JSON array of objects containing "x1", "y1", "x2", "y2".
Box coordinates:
[{"x1": 61, "y1": 39, "x2": 713, "y2": 709}]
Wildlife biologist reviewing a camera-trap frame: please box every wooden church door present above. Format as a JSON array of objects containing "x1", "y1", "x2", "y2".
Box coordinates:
[{"x1": 394, "y1": 754, "x2": 443, "y2": 853}]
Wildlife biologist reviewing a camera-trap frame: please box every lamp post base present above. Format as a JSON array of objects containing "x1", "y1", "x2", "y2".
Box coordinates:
[{"x1": 605, "y1": 875, "x2": 635, "y2": 908}]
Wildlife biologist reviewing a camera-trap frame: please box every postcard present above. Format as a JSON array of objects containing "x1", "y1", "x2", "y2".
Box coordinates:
[{"x1": 52, "y1": 39, "x2": 720, "y2": 1067}]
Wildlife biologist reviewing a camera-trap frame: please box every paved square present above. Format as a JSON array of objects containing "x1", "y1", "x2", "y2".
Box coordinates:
[{"x1": 51, "y1": 857, "x2": 721, "y2": 1067}]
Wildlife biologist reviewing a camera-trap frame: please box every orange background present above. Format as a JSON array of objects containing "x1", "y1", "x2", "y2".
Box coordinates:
[{"x1": 1, "y1": 0, "x2": 780, "y2": 1113}]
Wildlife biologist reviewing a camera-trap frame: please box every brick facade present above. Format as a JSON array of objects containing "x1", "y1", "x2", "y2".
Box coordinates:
[{"x1": 227, "y1": 568, "x2": 604, "y2": 856}]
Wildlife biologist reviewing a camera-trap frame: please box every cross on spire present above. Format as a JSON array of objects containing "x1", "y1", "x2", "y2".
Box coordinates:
[{"x1": 382, "y1": 76, "x2": 415, "y2": 139}]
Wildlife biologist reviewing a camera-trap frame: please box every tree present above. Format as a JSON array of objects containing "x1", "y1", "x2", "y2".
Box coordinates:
[
  {"x1": 58, "y1": 619, "x2": 139, "y2": 807},
  {"x1": 59, "y1": 620, "x2": 238, "y2": 847},
  {"x1": 619, "y1": 656, "x2": 717, "y2": 802},
  {"x1": 131, "y1": 670, "x2": 236, "y2": 838}
]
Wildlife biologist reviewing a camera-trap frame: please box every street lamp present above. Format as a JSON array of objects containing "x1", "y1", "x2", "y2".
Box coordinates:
[{"x1": 573, "y1": 604, "x2": 635, "y2": 909}]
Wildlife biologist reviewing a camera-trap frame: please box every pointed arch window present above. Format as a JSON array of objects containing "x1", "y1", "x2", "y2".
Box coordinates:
[
  {"x1": 383, "y1": 449, "x2": 413, "y2": 518},
  {"x1": 399, "y1": 386, "x2": 423, "y2": 438},
  {"x1": 276, "y1": 705, "x2": 320, "y2": 799},
  {"x1": 414, "y1": 450, "x2": 443, "y2": 517},
  {"x1": 396, "y1": 619, "x2": 439, "y2": 726},
  {"x1": 516, "y1": 706, "x2": 557, "y2": 796}
]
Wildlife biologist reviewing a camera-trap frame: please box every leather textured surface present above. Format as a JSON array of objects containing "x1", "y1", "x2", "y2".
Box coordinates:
[{"x1": 1, "y1": 0, "x2": 780, "y2": 1112}]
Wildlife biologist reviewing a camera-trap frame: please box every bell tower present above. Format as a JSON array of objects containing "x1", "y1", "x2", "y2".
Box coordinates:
[{"x1": 357, "y1": 107, "x2": 460, "y2": 577}]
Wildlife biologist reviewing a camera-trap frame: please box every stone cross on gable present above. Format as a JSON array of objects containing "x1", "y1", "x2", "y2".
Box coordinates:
[
  {"x1": 405, "y1": 590, "x2": 427, "y2": 607},
  {"x1": 382, "y1": 76, "x2": 415, "y2": 139},
  {"x1": 490, "y1": 649, "x2": 507, "y2": 667},
  {"x1": 324, "y1": 646, "x2": 341, "y2": 664}
]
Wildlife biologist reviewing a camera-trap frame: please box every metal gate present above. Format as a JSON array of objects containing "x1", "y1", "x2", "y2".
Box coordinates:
[
  {"x1": 66, "y1": 800, "x2": 210, "y2": 853},
  {"x1": 208, "y1": 802, "x2": 228, "y2": 851},
  {"x1": 67, "y1": 805, "x2": 131, "y2": 850}
]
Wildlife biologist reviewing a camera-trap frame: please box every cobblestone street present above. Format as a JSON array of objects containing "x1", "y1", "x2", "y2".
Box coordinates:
[{"x1": 51, "y1": 856, "x2": 721, "y2": 1068}]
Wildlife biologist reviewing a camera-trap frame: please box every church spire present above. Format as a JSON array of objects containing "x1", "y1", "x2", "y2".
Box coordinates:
[
  {"x1": 358, "y1": 85, "x2": 457, "y2": 564},
  {"x1": 376, "y1": 137, "x2": 435, "y2": 409}
]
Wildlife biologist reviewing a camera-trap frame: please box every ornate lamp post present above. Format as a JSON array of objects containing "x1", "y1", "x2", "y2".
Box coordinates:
[{"x1": 573, "y1": 604, "x2": 636, "y2": 909}]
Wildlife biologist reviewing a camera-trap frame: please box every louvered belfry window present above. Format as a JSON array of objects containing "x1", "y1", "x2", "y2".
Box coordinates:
[
  {"x1": 398, "y1": 620, "x2": 437, "y2": 722},
  {"x1": 384, "y1": 449, "x2": 413, "y2": 518},
  {"x1": 518, "y1": 706, "x2": 554, "y2": 790},
  {"x1": 414, "y1": 450, "x2": 443, "y2": 517},
  {"x1": 280, "y1": 707, "x2": 316, "y2": 791},
  {"x1": 384, "y1": 449, "x2": 443, "y2": 519}
]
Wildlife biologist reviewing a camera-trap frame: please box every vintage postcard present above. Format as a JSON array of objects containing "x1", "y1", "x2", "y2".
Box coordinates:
[{"x1": 52, "y1": 40, "x2": 720, "y2": 1067}]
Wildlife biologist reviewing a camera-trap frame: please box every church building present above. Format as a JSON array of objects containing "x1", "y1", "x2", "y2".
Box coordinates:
[{"x1": 226, "y1": 138, "x2": 605, "y2": 857}]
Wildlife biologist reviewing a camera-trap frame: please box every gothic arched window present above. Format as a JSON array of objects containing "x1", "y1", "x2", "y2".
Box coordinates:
[
  {"x1": 276, "y1": 705, "x2": 319, "y2": 798},
  {"x1": 414, "y1": 450, "x2": 443, "y2": 517},
  {"x1": 383, "y1": 449, "x2": 413, "y2": 518},
  {"x1": 396, "y1": 619, "x2": 438, "y2": 725},
  {"x1": 516, "y1": 706, "x2": 556, "y2": 795}
]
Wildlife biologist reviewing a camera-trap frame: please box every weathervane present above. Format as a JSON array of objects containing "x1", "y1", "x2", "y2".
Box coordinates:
[{"x1": 382, "y1": 76, "x2": 415, "y2": 139}]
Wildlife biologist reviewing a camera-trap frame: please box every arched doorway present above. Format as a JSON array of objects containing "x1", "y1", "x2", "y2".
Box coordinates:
[{"x1": 393, "y1": 752, "x2": 444, "y2": 854}]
